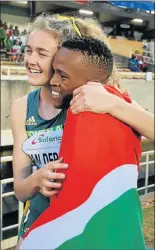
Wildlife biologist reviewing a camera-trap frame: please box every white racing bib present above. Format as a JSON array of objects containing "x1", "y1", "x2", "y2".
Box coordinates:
[{"x1": 22, "y1": 130, "x2": 63, "y2": 168}]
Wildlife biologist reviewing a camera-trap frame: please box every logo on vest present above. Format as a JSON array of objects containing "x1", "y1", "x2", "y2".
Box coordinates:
[
  {"x1": 26, "y1": 116, "x2": 37, "y2": 125},
  {"x1": 32, "y1": 133, "x2": 62, "y2": 145}
]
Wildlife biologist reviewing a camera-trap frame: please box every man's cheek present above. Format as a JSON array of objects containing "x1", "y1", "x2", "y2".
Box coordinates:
[{"x1": 62, "y1": 87, "x2": 74, "y2": 95}]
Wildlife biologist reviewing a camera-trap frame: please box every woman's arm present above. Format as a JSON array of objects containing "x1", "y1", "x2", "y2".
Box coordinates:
[
  {"x1": 11, "y1": 96, "x2": 67, "y2": 202},
  {"x1": 70, "y1": 81, "x2": 154, "y2": 141},
  {"x1": 110, "y1": 98, "x2": 154, "y2": 141},
  {"x1": 11, "y1": 96, "x2": 41, "y2": 202}
]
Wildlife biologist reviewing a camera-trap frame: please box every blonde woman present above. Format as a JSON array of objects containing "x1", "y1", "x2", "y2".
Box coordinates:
[{"x1": 11, "y1": 13, "x2": 154, "y2": 248}]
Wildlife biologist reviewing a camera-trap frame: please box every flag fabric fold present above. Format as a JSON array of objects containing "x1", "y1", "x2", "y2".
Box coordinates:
[{"x1": 20, "y1": 85, "x2": 145, "y2": 250}]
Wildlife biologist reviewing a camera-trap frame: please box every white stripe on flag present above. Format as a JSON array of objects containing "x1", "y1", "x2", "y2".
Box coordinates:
[{"x1": 20, "y1": 164, "x2": 138, "y2": 250}]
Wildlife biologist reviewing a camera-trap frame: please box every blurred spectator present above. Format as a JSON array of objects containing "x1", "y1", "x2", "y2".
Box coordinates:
[
  {"x1": 0, "y1": 20, "x2": 8, "y2": 30},
  {"x1": 12, "y1": 39, "x2": 21, "y2": 54},
  {"x1": 22, "y1": 29, "x2": 27, "y2": 35},
  {"x1": 108, "y1": 29, "x2": 117, "y2": 38},
  {"x1": 20, "y1": 30, "x2": 27, "y2": 46},
  {"x1": 0, "y1": 20, "x2": 27, "y2": 63},
  {"x1": 9, "y1": 24, "x2": 14, "y2": 35},
  {"x1": 4, "y1": 35, "x2": 13, "y2": 51},
  {"x1": 0, "y1": 21, "x2": 6, "y2": 49},
  {"x1": 3, "y1": 22, "x2": 8, "y2": 30},
  {"x1": 128, "y1": 54, "x2": 140, "y2": 72},
  {"x1": 137, "y1": 57, "x2": 148, "y2": 72},
  {"x1": 148, "y1": 39, "x2": 154, "y2": 62},
  {"x1": 6, "y1": 24, "x2": 14, "y2": 37},
  {"x1": 128, "y1": 54, "x2": 148, "y2": 73},
  {"x1": 10, "y1": 39, "x2": 23, "y2": 63},
  {"x1": 9, "y1": 33, "x2": 15, "y2": 42},
  {"x1": 143, "y1": 43, "x2": 148, "y2": 50},
  {"x1": 140, "y1": 62, "x2": 148, "y2": 72},
  {"x1": 14, "y1": 26, "x2": 20, "y2": 36}
]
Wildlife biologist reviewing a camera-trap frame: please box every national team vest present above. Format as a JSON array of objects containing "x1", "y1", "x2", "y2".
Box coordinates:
[{"x1": 22, "y1": 88, "x2": 67, "y2": 213}]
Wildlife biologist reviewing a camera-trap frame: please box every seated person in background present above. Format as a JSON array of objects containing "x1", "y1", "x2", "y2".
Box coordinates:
[
  {"x1": 6, "y1": 24, "x2": 14, "y2": 37},
  {"x1": 14, "y1": 26, "x2": 20, "y2": 37},
  {"x1": 3, "y1": 33, "x2": 13, "y2": 60},
  {"x1": 20, "y1": 31, "x2": 27, "y2": 47},
  {"x1": 12, "y1": 39, "x2": 21, "y2": 54},
  {"x1": 11, "y1": 39, "x2": 22, "y2": 63},
  {"x1": 138, "y1": 57, "x2": 148, "y2": 72},
  {"x1": 4, "y1": 34, "x2": 13, "y2": 51},
  {"x1": 3, "y1": 22, "x2": 8, "y2": 30},
  {"x1": 128, "y1": 54, "x2": 140, "y2": 72},
  {"x1": 140, "y1": 62, "x2": 148, "y2": 72},
  {"x1": 0, "y1": 22, "x2": 6, "y2": 49}
]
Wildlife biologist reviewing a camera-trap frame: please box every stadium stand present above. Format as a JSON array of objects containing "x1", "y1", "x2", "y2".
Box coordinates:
[
  {"x1": 1, "y1": 22, "x2": 154, "y2": 77},
  {"x1": 0, "y1": 20, "x2": 26, "y2": 64}
]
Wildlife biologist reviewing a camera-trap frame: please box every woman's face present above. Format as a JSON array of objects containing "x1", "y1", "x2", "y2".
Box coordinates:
[{"x1": 24, "y1": 30, "x2": 58, "y2": 86}]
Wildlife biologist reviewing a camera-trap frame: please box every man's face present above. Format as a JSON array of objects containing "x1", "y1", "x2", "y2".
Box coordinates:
[{"x1": 50, "y1": 47, "x2": 99, "y2": 109}]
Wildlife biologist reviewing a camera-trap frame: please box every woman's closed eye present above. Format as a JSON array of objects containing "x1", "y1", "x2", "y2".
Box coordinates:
[
  {"x1": 25, "y1": 48, "x2": 31, "y2": 54},
  {"x1": 39, "y1": 52, "x2": 48, "y2": 58}
]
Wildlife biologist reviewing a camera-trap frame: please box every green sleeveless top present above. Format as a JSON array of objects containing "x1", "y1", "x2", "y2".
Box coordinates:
[
  {"x1": 25, "y1": 88, "x2": 66, "y2": 137},
  {"x1": 22, "y1": 88, "x2": 67, "y2": 214}
]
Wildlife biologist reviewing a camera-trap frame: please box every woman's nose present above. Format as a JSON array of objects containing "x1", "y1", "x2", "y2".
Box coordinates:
[{"x1": 26, "y1": 52, "x2": 38, "y2": 65}]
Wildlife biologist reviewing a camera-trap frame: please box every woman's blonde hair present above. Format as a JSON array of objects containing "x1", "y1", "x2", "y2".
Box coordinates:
[
  {"x1": 27, "y1": 13, "x2": 120, "y2": 88},
  {"x1": 75, "y1": 17, "x2": 120, "y2": 88}
]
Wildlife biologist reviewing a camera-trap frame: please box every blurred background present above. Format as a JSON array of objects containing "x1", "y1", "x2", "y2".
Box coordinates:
[{"x1": 0, "y1": 1, "x2": 155, "y2": 249}]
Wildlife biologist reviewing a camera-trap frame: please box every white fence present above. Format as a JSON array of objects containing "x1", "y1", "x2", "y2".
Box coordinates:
[
  {"x1": 1, "y1": 66, "x2": 155, "y2": 80},
  {"x1": 137, "y1": 150, "x2": 155, "y2": 194},
  {"x1": 1, "y1": 150, "x2": 155, "y2": 249},
  {"x1": 1, "y1": 156, "x2": 24, "y2": 250}
]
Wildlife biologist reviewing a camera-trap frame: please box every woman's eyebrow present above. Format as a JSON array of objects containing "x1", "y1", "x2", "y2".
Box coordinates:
[
  {"x1": 25, "y1": 45, "x2": 50, "y2": 53},
  {"x1": 37, "y1": 47, "x2": 50, "y2": 53},
  {"x1": 25, "y1": 45, "x2": 31, "y2": 49}
]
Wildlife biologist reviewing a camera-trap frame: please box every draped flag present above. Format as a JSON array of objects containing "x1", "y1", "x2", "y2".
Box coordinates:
[{"x1": 20, "y1": 86, "x2": 145, "y2": 250}]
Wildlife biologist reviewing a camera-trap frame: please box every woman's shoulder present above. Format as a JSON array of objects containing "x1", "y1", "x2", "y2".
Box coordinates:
[
  {"x1": 12, "y1": 94, "x2": 28, "y2": 108},
  {"x1": 11, "y1": 95, "x2": 28, "y2": 120},
  {"x1": 10, "y1": 95, "x2": 29, "y2": 133},
  {"x1": 11, "y1": 89, "x2": 40, "y2": 121},
  {"x1": 12, "y1": 89, "x2": 39, "y2": 108}
]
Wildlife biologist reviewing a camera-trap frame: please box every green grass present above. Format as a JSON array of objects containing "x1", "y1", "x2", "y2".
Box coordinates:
[{"x1": 143, "y1": 205, "x2": 154, "y2": 248}]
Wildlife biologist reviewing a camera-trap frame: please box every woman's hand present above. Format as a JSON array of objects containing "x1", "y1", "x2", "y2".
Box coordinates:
[
  {"x1": 36, "y1": 157, "x2": 68, "y2": 197},
  {"x1": 70, "y1": 81, "x2": 116, "y2": 114}
]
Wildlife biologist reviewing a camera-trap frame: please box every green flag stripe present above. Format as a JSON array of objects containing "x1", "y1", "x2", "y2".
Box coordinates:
[{"x1": 58, "y1": 188, "x2": 145, "y2": 250}]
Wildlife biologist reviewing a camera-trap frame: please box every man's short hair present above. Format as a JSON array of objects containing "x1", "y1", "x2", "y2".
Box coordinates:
[{"x1": 62, "y1": 37, "x2": 113, "y2": 82}]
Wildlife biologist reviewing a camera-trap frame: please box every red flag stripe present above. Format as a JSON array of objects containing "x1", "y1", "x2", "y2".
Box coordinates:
[{"x1": 24, "y1": 86, "x2": 141, "y2": 238}]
